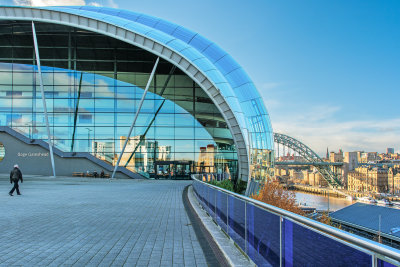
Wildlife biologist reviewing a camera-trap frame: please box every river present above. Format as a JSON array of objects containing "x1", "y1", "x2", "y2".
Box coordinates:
[{"x1": 295, "y1": 191, "x2": 355, "y2": 211}]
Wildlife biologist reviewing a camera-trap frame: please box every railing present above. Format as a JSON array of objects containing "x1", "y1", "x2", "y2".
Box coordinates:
[{"x1": 191, "y1": 175, "x2": 400, "y2": 267}]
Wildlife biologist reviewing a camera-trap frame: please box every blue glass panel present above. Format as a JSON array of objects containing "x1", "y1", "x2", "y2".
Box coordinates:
[
  {"x1": 224, "y1": 96, "x2": 242, "y2": 113},
  {"x1": 234, "y1": 84, "x2": 261, "y2": 102},
  {"x1": 97, "y1": 7, "x2": 121, "y2": 16},
  {"x1": 214, "y1": 54, "x2": 241, "y2": 76},
  {"x1": 225, "y1": 68, "x2": 252, "y2": 89},
  {"x1": 208, "y1": 187, "x2": 216, "y2": 219},
  {"x1": 151, "y1": 19, "x2": 178, "y2": 35},
  {"x1": 192, "y1": 57, "x2": 214, "y2": 73},
  {"x1": 200, "y1": 182, "x2": 207, "y2": 206},
  {"x1": 69, "y1": 6, "x2": 100, "y2": 12},
  {"x1": 201, "y1": 184, "x2": 210, "y2": 214},
  {"x1": 180, "y1": 47, "x2": 203, "y2": 62},
  {"x1": 0, "y1": 62, "x2": 12, "y2": 71},
  {"x1": 146, "y1": 31, "x2": 175, "y2": 45},
  {"x1": 246, "y1": 203, "x2": 280, "y2": 266},
  {"x1": 116, "y1": 10, "x2": 141, "y2": 22},
  {"x1": 215, "y1": 83, "x2": 235, "y2": 98},
  {"x1": 204, "y1": 69, "x2": 226, "y2": 84},
  {"x1": 123, "y1": 22, "x2": 154, "y2": 36},
  {"x1": 171, "y1": 27, "x2": 197, "y2": 43},
  {"x1": 136, "y1": 14, "x2": 159, "y2": 27},
  {"x1": 241, "y1": 101, "x2": 262, "y2": 117},
  {"x1": 216, "y1": 190, "x2": 228, "y2": 232},
  {"x1": 202, "y1": 44, "x2": 227, "y2": 63},
  {"x1": 100, "y1": 15, "x2": 129, "y2": 26},
  {"x1": 166, "y1": 39, "x2": 190, "y2": 52},
  {"x1": 228, "y1": 195, "x2": 246, "y2": 251},
  {"x1": 283, "y1": 219, "x2": 372, "y2": 266},
  {"x1": 377, "y1": 259, "x2": 398, "y2": 267},
  {"x1": 189, "y1": 35, "x2": 213, "y2": 53}
]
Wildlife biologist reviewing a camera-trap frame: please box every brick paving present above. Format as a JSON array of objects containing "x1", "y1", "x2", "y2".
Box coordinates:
[{"x1": 0, "y1": 176, "x2": 207, "y2": 266}]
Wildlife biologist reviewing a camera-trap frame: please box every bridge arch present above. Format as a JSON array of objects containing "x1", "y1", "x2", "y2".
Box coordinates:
[{"x1": 273, "y1": 133, "x2": 343, "y2": 188}]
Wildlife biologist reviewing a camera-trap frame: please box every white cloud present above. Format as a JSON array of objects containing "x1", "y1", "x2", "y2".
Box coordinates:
[
  {"x1": 14, "y1": 0, "x2": 85, "y2": 5},
  {"x1": 107, "y1": 0, "x2": 117, "y2": 8},
  {"x1": 258, "y1": 81, "x2": 399, "y2": 155},
  {"x1": 88, "y1": 1, "x2": 102, "y2": 6},
  {"x1": 13, "y1": 0, "x2": 118, "y2": 7},
  {"x1": 271, "y1": 109, "x2": 400, "y2": 156}
]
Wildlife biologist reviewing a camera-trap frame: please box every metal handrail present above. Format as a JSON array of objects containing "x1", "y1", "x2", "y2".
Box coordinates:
[{"x1": 191, "y1": 175, "x2": 400, "y2": 263}]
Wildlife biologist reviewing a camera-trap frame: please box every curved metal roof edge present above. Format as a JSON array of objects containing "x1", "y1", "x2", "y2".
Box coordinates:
[{"x1": 50, "y1": 6, "x2": 274, "y2": 149}]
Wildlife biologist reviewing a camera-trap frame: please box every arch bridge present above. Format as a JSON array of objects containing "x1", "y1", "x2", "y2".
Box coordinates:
[{"x1": 273, "y1": 133, "x2": 343, "y2": 189}]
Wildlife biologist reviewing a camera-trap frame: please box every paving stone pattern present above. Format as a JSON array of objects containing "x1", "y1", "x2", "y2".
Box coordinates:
[{"x1": 0, "y1": 176, "x2": 208, "y2": 266}]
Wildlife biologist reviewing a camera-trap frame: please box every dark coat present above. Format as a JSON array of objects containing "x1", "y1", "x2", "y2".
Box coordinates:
[{"x1": 10, "y1": 168, "x2": 23, "y2": 183}]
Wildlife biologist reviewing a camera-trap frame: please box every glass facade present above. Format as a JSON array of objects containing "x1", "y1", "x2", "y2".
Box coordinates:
[
  {"x1": 0, "y1": 21, "x2": 238, "y2": 179},
  {"x1": 58, "y1": 6, "x2": 275, "y2": 181}
]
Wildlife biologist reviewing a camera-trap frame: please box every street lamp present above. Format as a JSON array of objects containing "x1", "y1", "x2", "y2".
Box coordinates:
[{"x1": 86, "y1": 127, "x2": 92, "y2": 152}]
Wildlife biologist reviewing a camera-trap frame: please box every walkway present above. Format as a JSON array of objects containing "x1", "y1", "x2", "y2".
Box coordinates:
[{"x1": 0, "y1": 176, "x2": 209, "y2": 266}]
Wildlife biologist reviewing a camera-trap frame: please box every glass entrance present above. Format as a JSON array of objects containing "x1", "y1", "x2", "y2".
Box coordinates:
[{"x1": 154, "y1": 161, "x2": 193, "y2": 180}]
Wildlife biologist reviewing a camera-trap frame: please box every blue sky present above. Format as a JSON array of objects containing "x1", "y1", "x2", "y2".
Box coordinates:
[{"x1": 2, "y1": 0, "x2": 400, "y2": 155}]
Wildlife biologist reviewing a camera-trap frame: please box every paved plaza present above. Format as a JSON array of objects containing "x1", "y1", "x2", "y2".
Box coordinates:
[{"x1": 0, "y1": 176, "x2": 210, "y2": 266}]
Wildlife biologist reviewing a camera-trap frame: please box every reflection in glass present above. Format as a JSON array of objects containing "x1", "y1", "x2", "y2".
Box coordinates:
[{"x1": 0, "y1": 21, "x2": 239, "y2": 179}]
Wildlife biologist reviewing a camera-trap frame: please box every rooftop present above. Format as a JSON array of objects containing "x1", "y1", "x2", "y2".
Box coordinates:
[{"x1": 331, "y1": 202, "x2": 400, "y2": 239}]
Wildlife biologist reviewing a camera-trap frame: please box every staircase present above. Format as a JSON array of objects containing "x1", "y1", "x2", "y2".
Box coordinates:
[{"x1": 0, "y1": 126, "x2": 146, "y2": 179}]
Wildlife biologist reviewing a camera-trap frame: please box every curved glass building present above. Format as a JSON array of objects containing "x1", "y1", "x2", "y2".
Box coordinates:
[{"x1": 0, "y1": 6, "x2": 273, "y2": 182}]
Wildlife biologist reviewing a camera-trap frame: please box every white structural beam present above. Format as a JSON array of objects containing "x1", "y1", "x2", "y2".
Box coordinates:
[
  {"x1": 32, "y1": 21, "x2": 56, "y2": 178},
  {"x1": 111, "y1": 57, "x2": 160, "y2": 179}
]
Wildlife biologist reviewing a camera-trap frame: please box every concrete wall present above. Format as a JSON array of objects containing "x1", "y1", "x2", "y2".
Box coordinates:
[{"x1": 0, "y1": 132, "x2": 129, "y2": 179}]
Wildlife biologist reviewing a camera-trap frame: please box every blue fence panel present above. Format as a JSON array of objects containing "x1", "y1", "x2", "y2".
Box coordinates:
[
  {"x1": 228, "y1": 194, "x2": 246, "y2": 251},
  {"x1": 207, "y1": 186, "x2": 216, "y2": 218},
  {"x1": 282, "y1": 219, "x2": 372, "y2": 267},
  {"x1": 216, "y1": 190, "x2": 228, "y2": 231},
  {"x1": 377, "y1": 259, "x2": 398, "y2": 267},
  {"x1": 246, "y1": 202, "x2": 280, "y2": 266},
  {"x1": 199, "y1": 183, "x2": 206, "y2": 204}
]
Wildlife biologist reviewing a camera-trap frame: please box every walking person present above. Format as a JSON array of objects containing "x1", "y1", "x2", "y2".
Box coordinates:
[{"x1": 9, "y1": 164, "x2": 23, "y2": 196}]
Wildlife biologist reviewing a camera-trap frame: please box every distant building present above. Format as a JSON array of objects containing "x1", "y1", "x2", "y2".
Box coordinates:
[
  {"x1": 120, "y1": 136, "x2": 172, "y2": 173},
  {"x1": 342, "y1": 152, "x2": 359, "y2": 188},
  {"x1": 304, "y1": 169, "x2": 328, "y2": 187},
  {"x1": 289, "y1": 169, "x2": 303, "y2": 180},
  {"x1": 198, "y1": 145, "x2": 216, "y2": 173},
  {"x1": 93, "y1": 141, "x2": 114, "y2": 164},
  {"x1": 330, "y1": 150, "x2": 344, "y2": 163},
  {"x1": 347, "y1": 167, "x2": 388, "y2": 193},
  {"x1": 360, "y1": 152, "x2": 378, "y2": 163},
  {"x1": 388, "y1": 168, "x2": 400, "y2": 195},
  {"x1": 344, "y1": 152, "x2": 359, "y2": 171},
  {"x1": 387, "y1": 148, "x2": 395, "y2": 154}
]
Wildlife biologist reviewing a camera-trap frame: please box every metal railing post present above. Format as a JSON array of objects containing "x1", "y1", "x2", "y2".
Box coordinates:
[
  {"x1": 372, "y1": 254, "x2": 377, "y2": 267},
  {"x1": 227, "y1": 193, "x2": 229, "y2": 234},
  {"x1": 245, "y1": 200, "x2": 248, "y2": 254},
  {"x1": 215, "y1": 188, "x2": 217, "y2": 221},
  {"x1": 280, "y1": 216, "x2": 283, "y2": 267},
  {"x1": 208, "y1": 184, "x2": 210, "y2": 214}
]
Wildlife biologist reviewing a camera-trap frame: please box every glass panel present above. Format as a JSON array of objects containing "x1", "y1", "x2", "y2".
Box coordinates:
[
  {"x1": 228, "y1": 195, "x2": 246, "y2": 251},
  {"x1": 216, "y1": 190, "x2": 227, "y2": 232},
  {"x1": 207, "y1": 186, "x2": 216, "y2": 219},
  {"x1": 377, "y1": 258, "x2": 398, "y2": 267},
  {"x1": 246, "y1": 203, "x2": 280, "y2": 266},
  {"x1": 282, "y1": 219, "x2": 372, "y2": 266}
]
